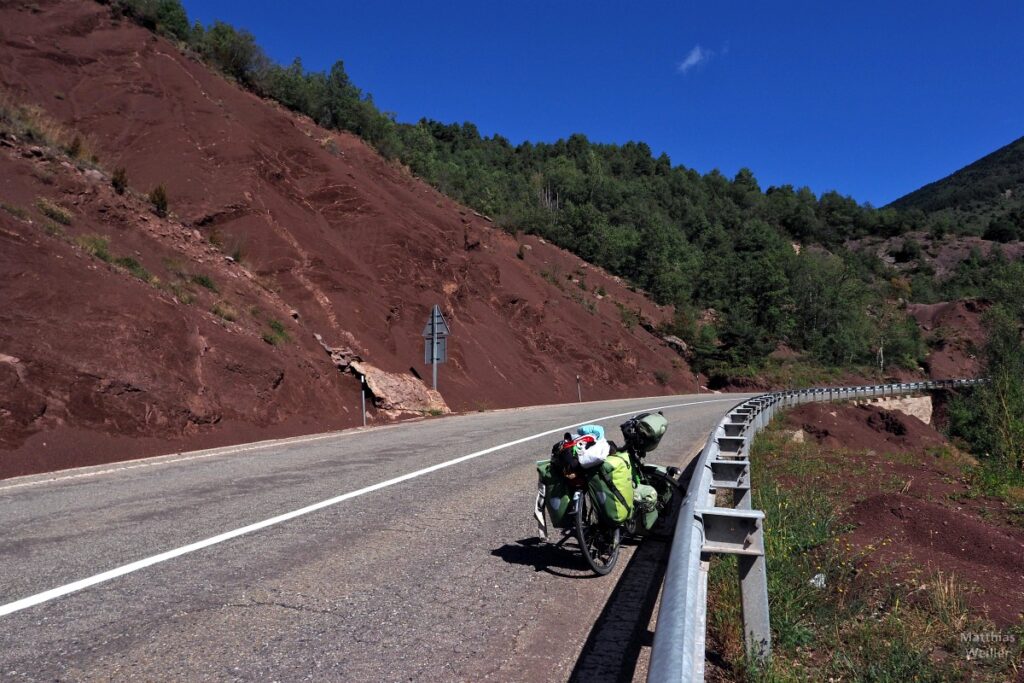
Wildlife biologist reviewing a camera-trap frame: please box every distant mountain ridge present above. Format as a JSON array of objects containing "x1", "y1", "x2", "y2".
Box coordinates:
[{"x1": 889, "y1": 135, "x2": 1024, "y2": 234}]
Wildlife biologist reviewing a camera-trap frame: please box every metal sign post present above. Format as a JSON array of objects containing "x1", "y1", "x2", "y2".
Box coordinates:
[
  {"x1": 361, "y1": 375, "x2": 366, "y2": 427},
  {"x1": 421, "y1": 304, "x2": 451, "y2": 391}
]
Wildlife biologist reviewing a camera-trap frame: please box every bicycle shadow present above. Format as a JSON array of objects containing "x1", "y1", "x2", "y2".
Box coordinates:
[
  {"x1": 567, "y1": 457, "x2": 695, "y2": 683},
  {"x1": 490, "y1": 535, "x2": 597, "y2": 578}
]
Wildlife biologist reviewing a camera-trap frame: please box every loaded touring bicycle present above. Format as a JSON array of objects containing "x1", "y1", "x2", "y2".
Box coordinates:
[{"x1": 533, "y1": 412, "x2": 682, "y2": 575}]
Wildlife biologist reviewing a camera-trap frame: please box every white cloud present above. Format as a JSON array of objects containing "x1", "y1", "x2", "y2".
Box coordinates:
[{"x1": 677, "y1": 45, "x2": 711, "y2": 74}]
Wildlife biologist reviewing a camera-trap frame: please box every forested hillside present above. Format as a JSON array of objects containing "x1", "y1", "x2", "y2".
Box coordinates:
[
  {"x1": 101, "y1": 0, "x2": 1022, "y2": 383},
  {"x1": 891, "y1": 135, "x2": 1024, "y2": 240}
]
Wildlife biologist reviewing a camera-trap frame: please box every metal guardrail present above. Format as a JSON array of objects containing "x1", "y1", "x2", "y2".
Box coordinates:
[{"x1": 647, "y1": 378, "x2": 986, "y2": 682}]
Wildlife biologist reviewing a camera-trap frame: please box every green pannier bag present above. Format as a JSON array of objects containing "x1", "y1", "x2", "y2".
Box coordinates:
[
  {"x1": 537, "y1": 459, "x2": 556, "y2": 484},
  {"x1": 621, "y1": 411, "x2": 669, "y2": 454},
  {"x1": 587, "y1": 452, "x2": 633, "y2": 524},
  {"x1": 636, "y1": 412, "x2": 668, "y2": 451},
  {"x1": 537, "y1": 460, "x2": 573, "y2": 527},
  {"x1": 634, "y1": 483, "x2": 659, "y2": 530}
]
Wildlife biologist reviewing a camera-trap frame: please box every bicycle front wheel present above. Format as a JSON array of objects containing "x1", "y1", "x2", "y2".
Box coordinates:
[{"x1": 575, "y1": 492, "x2": 620, "y2": 575}]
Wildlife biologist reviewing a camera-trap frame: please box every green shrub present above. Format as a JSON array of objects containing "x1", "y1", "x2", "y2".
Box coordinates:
[
  {"x1": 190, "y1": 273, "x2": 217, "y2": 292},
  {"x1": 617, "y1": 302, "x2": 639, "y2": 330},
  {"x1": 43, "y1": 220, "x2": 66, "y2": 238},
  {"x1": 167, "y1": 281, "x2": 194, "y2": 304},
  {"x1": 262, "y1": 318, "x2": 290, "y2": 345},
  {"x1": 111, "y1": 167, "x2": 128, "y2": 195},
  {"x1": 114, "y1": 0, "x2": 191, "y2": 41},
  {"x1": 149, "y1": 184, "x2": 168, "y2": 217},
  {"x1": 0, "y1": 202, "x2": 28, "y2": 220},
  {"x1": 35, "y1": 197, "x2": 72, "y2": 225},
  {"x1": 211, "y1": 301, "x2": 238, "y2": 321},
  {"x1": 76, "y1": 234, "x2": 111, "y2": 261},
  {"x1": 65, "y1": 135, "x2": 85, "y2": 160},
  {"x1": 114, "y1": 256, "x2": 152, "y2": 282}
]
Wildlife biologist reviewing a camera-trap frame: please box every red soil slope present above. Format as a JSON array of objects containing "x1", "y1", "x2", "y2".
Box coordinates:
[
  {"x1": 907, "y1": 300, "x2": 989, "y2": 379},
  {"x1": 0, "y1": 1, "x2": 699, "y2": 478},
  {"x1": 784, "y1": 403, "x2": 1024, "y2": 626}
]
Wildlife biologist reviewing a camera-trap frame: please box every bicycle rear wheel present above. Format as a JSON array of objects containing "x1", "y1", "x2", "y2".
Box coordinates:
[{"x1": 575, "y1": 492, "x2": 620, "y2": 575}]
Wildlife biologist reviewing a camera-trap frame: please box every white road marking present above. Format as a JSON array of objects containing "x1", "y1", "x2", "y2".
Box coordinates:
[
  {"x1": 0, "y1": 398, "x2": 736, "y2": 618},
  {"x1": 0, "y1": 394, "x2": 739, "y2": 493},
  {"x1": 0, "y1": 429, "x2": 368, "y2": 493}
]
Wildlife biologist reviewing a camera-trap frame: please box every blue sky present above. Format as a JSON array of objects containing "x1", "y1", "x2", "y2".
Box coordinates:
[{"x1": 182, "y1": 1, "x2": 1023, "y2": 206}]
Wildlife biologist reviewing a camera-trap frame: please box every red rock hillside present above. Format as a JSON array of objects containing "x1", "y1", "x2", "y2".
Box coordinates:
[
  {"x1": 907, "y1": 300, "x2": 989, "y2": 379},
  {"x1": 0, "y1": 0, "x2": 701, "y2": 478}
]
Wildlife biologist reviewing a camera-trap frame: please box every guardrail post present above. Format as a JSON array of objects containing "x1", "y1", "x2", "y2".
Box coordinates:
[{"x1": 739, "y1": 549, "x2": 771, "y2": 660}]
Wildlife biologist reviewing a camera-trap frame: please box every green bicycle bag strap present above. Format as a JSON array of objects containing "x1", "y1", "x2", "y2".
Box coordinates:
[{"x1": 598, "y1": 469, "x2": 630, "y2": 509}]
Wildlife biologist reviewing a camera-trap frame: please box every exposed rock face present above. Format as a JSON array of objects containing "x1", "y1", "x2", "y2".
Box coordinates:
[
  {"x1": 858, "y1": 395, "x2": 934, "y2": 425},
  {"x1": 662, "y1": 335, "x2": 689, "y2": 356},
  {"x1": 907, "y1": 300, "x2": 989, "y2": 379},
  {"x1": 314, "y1": 333, "x2": 363, "y2": 370},
  {"x1": 314, "y1": 333, "x2": 447, "y2": 416},
  {"x1": 350, "y1": 361, "x2": 449, "y2": 416}
]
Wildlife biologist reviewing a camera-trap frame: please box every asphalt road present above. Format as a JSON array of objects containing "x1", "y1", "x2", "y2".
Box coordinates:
[{"x1": 0, "y1": 393, "x2": 748, "y2": 682}]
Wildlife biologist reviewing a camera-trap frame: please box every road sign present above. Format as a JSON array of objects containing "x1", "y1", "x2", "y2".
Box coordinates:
[
  {"x1": 421, "y1": 305, "x2": 451, "y2": 338},
  {"x1": 424, "y1": 336, "x2": 448, "y2": 364},
  {"x1": 422, "y1": 304, "x2": 451, "y2": 390}
]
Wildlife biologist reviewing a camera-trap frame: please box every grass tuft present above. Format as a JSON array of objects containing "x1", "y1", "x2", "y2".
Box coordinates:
[
  {"x1": 111, "y1": 166, "x2": 128, "y2": 195},
  {"x1": 1, "y1": 202, "x2": 28, "y2": 220},
  {"x1": 166, "y1": 281, "x2": 194, "y2": 305},
  {"x1": 113, "y1": 256, "x2": 152, "y2": 282},
  {"x1": 190, "y1": 273, "x2": 217, "y2": 292},
  {"x1": 75, "y1": 234, "x2": 111, "y2": 262},
  {"x1": 148, "y1": 184, "x2": 168, "y2": 217},
  {"x1": 211, "y1": 301, "x2": 238, "y2": 322},
  {"x1": 43, "y1": 220, "x2": 67, "y2": 238},
  {"x1": 35, "y1": 197, "x2": 72, "y2": 225},
  {"x1": 261, "y1": 318, "x2": 290, "y2": 345}
]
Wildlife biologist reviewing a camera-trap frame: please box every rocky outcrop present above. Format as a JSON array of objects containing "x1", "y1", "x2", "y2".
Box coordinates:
[
  {"x1": 350, "y1": 361, "x2": 449, "y2": 417},
  {"x1": 858, "y1": 395, "x2": 933, "y2": 425},
  {"x1": 315, "y1": 333, "x2": 448, "y2": 416}
]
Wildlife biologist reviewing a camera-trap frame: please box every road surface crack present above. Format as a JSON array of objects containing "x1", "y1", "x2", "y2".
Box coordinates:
[{"x1": 224, "y1": 597, "x2": 342, "y2": 619}]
